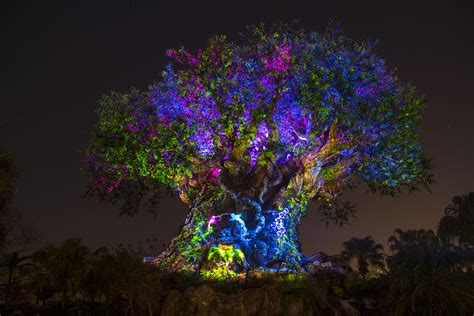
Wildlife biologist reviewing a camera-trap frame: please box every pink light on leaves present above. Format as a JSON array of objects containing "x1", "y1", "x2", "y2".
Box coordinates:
[{"x1": 263, "y1": 44, "x2": 292, "y2": 73}]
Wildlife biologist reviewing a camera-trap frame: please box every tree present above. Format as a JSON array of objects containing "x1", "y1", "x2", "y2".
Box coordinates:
[
  {"x1": 106, "y1": 245, "x2": 146, "y2": 316},
  {"x1": 79, "y1": 247, "x2": 111, "y2": 303},
  {"x1": 437, "y1": 192, "x2": 474, "y2": 248},
  {"x1": 0, "y1": 251, "x2": 30, "y2": 304},
  {"x1": 388, "y1": 228, "x2": 438, "y2": 253},
  {"x1": 340, "y1": 236, "x2": 385, "y2": 276},
  {"x1": 0, "y1": 152, "x2": 17, "y2": 251},
  {"x1": 28, "y1": 248, "x2": 57, "y2": 307},
  {"x1": 32, "y1": 239, "x2": 90, "y2": 311},
  {"x1": 0, "y1": 152, "x2": 15, "y2": 214},
  {"x1": 387, "y1": 229, "x2": 474, "y2": 315},
  {"x1": 85, "y1": 23, "x2": 432, "y2": 274},
  {"x1": 135, "y1": 263, "x2": 163, "y2": 316}
]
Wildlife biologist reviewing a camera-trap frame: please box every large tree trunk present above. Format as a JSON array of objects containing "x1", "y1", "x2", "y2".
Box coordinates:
[
  {"x1": 153, "y1": 154, "x2": 321, "y2": 273},
  {"x1": 154, "y1": 196, "x2": 307, "y2": 272}
]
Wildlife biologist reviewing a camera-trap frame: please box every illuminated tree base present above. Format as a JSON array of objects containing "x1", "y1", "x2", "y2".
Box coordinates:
[{"x1": 154, "y1": 200, "x2": 307, "y2": 276}]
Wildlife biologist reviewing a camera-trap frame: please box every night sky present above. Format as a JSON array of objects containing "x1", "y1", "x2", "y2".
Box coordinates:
[{"x1": 2, "y1": 1, "x2": 473, "y2": 255}]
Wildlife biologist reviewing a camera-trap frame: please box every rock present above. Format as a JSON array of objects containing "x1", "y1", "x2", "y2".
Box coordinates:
[
  {"x1": 339, "y1": 299, "x2": 361, "y2": 316},
  {"x1": 160, "y1": 290, "x2": 182, "y2": 316},
  {"x1": 259, "y1": 287, "x2": 281, "y2": 315},
  {"x1": 158, "y1": 284, "x2": 354, "y2": 315},
  {"x1": 286, "y1": 298, "x2": 305, "y2": 315},
  {"x1": 362, "y1": 298, "x2": 376, "y2": 310}
]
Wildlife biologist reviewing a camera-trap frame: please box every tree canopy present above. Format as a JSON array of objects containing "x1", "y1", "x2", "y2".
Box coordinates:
[{"x1": 85, "y1": 23, "x2": 432, "y2": 219}]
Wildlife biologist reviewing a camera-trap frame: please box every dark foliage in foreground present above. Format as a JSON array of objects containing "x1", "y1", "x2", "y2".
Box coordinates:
[{"x1": 0, "y1": 222, "x2": 473, "y2": 315}]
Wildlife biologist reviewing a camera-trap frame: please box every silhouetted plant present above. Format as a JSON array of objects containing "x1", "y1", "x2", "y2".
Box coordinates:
[
  {"x1": 438, "y1": 192, "x2": 474, "y2": 248},
  {"x1": 340, "y1": 236, "x2": 385, "y2": 277},
  {"x1": 387, "y1": 229, "x2": 474, "y2": 315}
]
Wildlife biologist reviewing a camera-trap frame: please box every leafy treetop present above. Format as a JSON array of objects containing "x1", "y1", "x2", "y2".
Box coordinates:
[{"x1": 86, "y1": 23, "x2": 432, "y2": 215}]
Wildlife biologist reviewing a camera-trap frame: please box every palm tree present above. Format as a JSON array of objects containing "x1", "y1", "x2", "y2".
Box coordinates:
[
  {"x1": 387, "y1": 230, "x2": 474, "y2": 315},
  {"x1": 79, "y1": 247, "x2": 112, "y2": 303},
  {"x1": 388, "y1": 228, "x2": 438, "y2": 253},
  {"x1": 32, "y1": 239, "x2": 90, "y2": 311},
  {"x1": 0, "y1": 152, "x2": 16, "y2": 251},
  {"x1": 340, "y1": 236, "x2": 385, "y2": 276},
  {"x1": 1, "y1": 251, "x2": 30, "y2": 303},
  {"x1": 0, "y1": 152, "x2": 16, "y2": 212},
  {"x1": 437, "y1": 192, "x2": 474, "y2": 247},
  {"x1": 135, "y1": 264, "x2": 163, "y2": 316},
  {"x1": 29, "y1": 249, "x2": 56, "y2": 307},
  {"x1": 107, "y1": 245, "x2": 147, "y2": 316}
]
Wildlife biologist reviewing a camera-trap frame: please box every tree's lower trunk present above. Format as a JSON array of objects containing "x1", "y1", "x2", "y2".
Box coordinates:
[
  {"x1": 358, "y1": 259, "x2": 369, "y2": 276},
  {"x1": 128, "y1": 297, "x2": 134, "y2": 316},
  {"x1": 5, "y1": 260, "x2": 13, "y2": 303},
  {"x1": 125, "y1": 300, "x2": 130, "y2": 316},
  {"x1": 62, "y1": 284, "x2": 68, "y2": 313},
  {"x1": 147, "y1": 301, "x2": 153, "y2": 316},
  {"x1": 70, "y1": 280, "x2": 76, "y2": 304},
  {"x1": 154, "y1": 196, "x2": 306, "y2": 273}
]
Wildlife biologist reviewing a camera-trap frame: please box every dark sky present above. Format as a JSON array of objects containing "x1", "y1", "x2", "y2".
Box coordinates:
[{"x1": 2, "y1": 0, "x2": 473, "y2": 255}]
